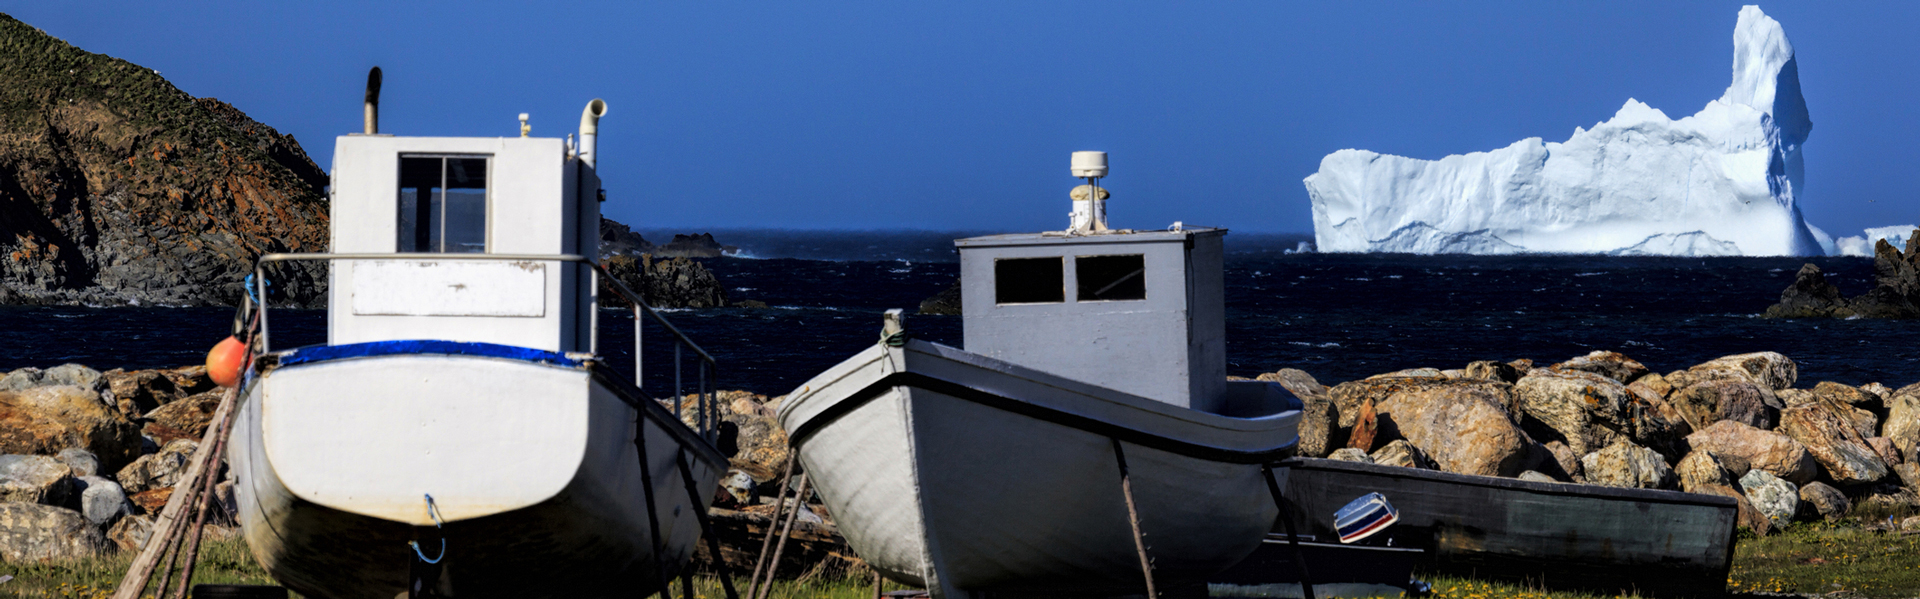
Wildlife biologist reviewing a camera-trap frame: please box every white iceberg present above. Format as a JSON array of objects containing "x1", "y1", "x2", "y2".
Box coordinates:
[
  {"x1": 1306, "y1": 6, "x2": 1825, "y2": 257},
  {"x1": 1833, "y1": 225, "x2": 1919, "y2": 257}
]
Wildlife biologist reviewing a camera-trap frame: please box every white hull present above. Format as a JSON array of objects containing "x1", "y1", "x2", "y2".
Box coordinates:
[
  {"x1": 229, "y1": 348, "x2": 724, "y2": 599},
  {"x1": 779, "y1": 340, "x2": 1301, "y2": 598}
]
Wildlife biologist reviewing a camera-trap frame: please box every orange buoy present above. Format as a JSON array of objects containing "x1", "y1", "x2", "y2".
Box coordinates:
[{"x1": 207, "y1": 336, "x2": 249, "y2": 387}]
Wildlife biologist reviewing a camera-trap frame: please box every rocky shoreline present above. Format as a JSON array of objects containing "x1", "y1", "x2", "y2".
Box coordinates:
[{"x1": 1767, "y1": 230, "x2": 1920, "y2": 319}]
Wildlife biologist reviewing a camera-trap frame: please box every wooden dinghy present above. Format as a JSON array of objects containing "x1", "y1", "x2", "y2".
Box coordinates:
[{"x1": 1276, "y1": 457, "x2": 1740, "y2": 597}]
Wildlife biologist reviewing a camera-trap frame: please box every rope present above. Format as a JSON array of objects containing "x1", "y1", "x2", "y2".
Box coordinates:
[
  {"x1": 409, "y1": 494, "x2": 447, "y2": 564},
  {"x1": 882, "y1": 331, "x2": 911, "y2": 347}
]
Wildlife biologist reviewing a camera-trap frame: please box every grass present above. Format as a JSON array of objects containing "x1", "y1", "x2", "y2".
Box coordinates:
[{"x1": 10, "y1": 520, "x2": 1920, "y2": 598}]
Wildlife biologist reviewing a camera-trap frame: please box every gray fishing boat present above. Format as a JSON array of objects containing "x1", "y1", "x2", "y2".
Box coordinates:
[{"x1": 778, "y1": 152, "x2": 1304, "y2": 599}]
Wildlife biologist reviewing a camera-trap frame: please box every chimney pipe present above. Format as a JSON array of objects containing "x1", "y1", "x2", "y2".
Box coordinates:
[
  {"x1": 363, "y1": 67, "x2": 382, "y2": 135},
  {"x1": 578, "y1": 98, "x2": 607, "y2": 167}
]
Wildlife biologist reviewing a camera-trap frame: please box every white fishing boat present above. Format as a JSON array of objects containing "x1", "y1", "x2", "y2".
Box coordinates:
[
  {"x1": 778, "y1": 153, "x2": 1304, "y2": 598},
  {"x1": 224, "y1": 69, "x2": 728, "y2": 599}
]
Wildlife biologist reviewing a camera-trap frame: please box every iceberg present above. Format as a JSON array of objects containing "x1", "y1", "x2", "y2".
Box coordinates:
[
  {"x1": 1834, "y1": 225, "x2": 1919, "y2": 257},
  {"x1": 1306, "y1": 6, "x2": 1825, "y2": 257}
]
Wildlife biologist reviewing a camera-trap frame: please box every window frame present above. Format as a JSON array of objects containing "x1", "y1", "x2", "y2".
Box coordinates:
[
  {"x1": 396, "y1": 153, "x2": 492, "y2": 254},
  {"x1": 992, "y1": 256, "x2": 1066, "y2": 305},
  {"x1": 1074, "y1": 253, "x2": 1147, "y2": 302}
]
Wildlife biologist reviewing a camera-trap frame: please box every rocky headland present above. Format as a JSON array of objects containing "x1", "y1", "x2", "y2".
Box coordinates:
[
  {"x1": 600, "y1": 218, "x2": 739, "y2": 259},
  {"x1": 1766, "y1": 230, "x2": 1920, "y2": 318},
  {"x1": 1261, "y1": 349, "x2": 1920, "y2": 535},
  {"x1": 0, "y1": 14, "x2": 329, "y2": 307}
]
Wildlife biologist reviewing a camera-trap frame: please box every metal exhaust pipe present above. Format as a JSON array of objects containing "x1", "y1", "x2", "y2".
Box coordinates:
[
  {"x1": 363, "y1": 67, "x2": 382, "y2": 135},
  {"x1": 579, "y1": 98, "x2": 607, "y2": 167}
]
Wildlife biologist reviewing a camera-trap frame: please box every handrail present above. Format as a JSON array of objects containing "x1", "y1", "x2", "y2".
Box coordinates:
[{"x1": 248, "y1": 251, "x2": 722, "y2": 441}]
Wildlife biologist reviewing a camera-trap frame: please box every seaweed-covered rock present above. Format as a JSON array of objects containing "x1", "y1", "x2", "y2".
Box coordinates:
[{"x1": 1579, "y1": 439, "x2": 1675, "y2": 490}]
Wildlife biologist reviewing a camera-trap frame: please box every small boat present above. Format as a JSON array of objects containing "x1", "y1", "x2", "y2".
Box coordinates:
[
  {"x1": 226, "y1": 69, "x2": 728, "y2": 599},
  {"x1": 1276, "y1": 457, "x2": 1740, "y2": 597},
  {"x1": 779, "y1": 152, "x2": 1303, "y2": 598}
]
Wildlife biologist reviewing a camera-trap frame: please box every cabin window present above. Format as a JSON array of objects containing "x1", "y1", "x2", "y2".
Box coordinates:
[
  {"x1": 1076, "y1": 254, "x2": 1146, "y2": 301},
  {"x1": 397, "y1": 155, "x2": 489, "y2": 253},
  {"x1": 994, "y1": 257, "x2": 1064, "y2": 304}
]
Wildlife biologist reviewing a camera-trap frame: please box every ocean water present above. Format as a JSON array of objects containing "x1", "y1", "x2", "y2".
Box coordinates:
[{"x1": 1, "y1": 230, "x2": 1915, "y2": 396}]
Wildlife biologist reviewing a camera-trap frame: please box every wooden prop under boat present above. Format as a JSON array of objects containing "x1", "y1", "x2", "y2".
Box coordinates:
[
  {"x1": 778, "y1": 338, "x2": 1301, "y2": 599},
  {"x1": 1276, "y1": 457, "x2": 1740, "y2": 598}
]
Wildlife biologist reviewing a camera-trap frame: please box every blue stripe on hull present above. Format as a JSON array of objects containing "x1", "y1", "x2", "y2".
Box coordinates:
[{"x1": 278, "y1": 340, "x2": 583, "y2": 368}]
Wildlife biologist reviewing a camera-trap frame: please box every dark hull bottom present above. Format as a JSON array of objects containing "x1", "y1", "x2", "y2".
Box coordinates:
[{"x1": 1278, "y1": 458, "x2": 1739, "y2": 598}]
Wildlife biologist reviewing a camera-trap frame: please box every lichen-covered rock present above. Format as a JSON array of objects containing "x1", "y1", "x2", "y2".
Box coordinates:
[
  {"x1": 1687, "y1": 352, "x2": 1798, "y2": 391},
  {"x1": 1896, "y1": 463, "x2": 1920, "y2": 490},
  {"x1": 115, "y1": 438, "x2": 196, "y2": 494},
  {"x1": 1463, "y1": 360, "x2": 1520, "y2": 384},
  {"x1": 1675, "y1": 451, "x2": 1736, "y2": 494},
  {"x1": 1327, "y1": 448, "x2": 1373, "y2": 463},
  {"x1": 1549, "y1": 351, "x2": 1650, "y2": 384},
  {"x1": 1515, "y1": 369, "x2": 1631, "y2": 456},
  {"x1": 1369, "y1": 439, "x2": 1435, "y2": 470},
  {"x1": 0, "y1": 385, "x2": 143, "y2": 473},
  {"x1": 107, "y1": 513, "x2": 152, "y2": 552},
  {"x1": 143, "y1": 389, "x2": 221, "y2": 446},
  {"x1": 1883, "y1": 383, "x2": 1920, "y2": 461},
  {"x1": 1868, "y1": 437, "x2": 1903, "y2": 466},
  {"x1": 673, "y1": 391, "x2": 786, "y2": 475},
  {"x1": 1375, "y1": 381, "x2": 1529, "y2": 477},
  {"x1": 1685, "y1": 420, "x2": 1818, "y2": 484},
  {"x1": 1579, "y1": 439, "x2": 1675, "y2": 489},
  {"x1": 1628, "y1": 372, "x2": 1673, "y2": 399},
  {"x1": 1258, "y1": 369, "x2": 1337, "y2": 456},
  {"x1": 1327, "y1": 376, "x2": 1456, "y2": 430},
  {"x1": 0, "y1": 454, "x2": 74, "y2": 504},
  {"x1": 1695, "y1": 481, "x2": 1773, "y2": 536},
  {"x1": 1796, "y1": 382, "x2": 1880, "y2": 440},
  {"x1": 1670, "y1": 379, "x2": 1775, "y2": 432},
  {"x1": 1543, "y1": 440, "x2": 1583, "y2": 481},
  {"x1": 1777, "y1": 405, "x2": 1888, "y2": 485},
  {"x1": 1798, "y1": 481, "x2": 1850, "y2": 521},
  {"x1": 55, "y1": 447, "x2": 99, "y2": 477},
  {"x1": 1739, "y1": 469, "x2": 1798, "y2": 527},
  {"x1": 103, "y1": 368, "x2": 183, "y2": 417},
  {"x1": 0, "y1": 503, "x2": 106, "y2": 560},
  {"x1": 1517, "y1": 471, "x2": 1557, "y2": 483},
  {"x1": 75, "y1": 475, "x2": 130, "y2": 526}
]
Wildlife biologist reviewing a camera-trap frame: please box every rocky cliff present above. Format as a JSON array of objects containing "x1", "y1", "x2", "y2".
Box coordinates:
[
  {"x1": 1765, "y1": 231, "x2": 1920, "y2": 319},
  {"x1": 0, "y1": 13, "x2": 328, "y2": 306}
]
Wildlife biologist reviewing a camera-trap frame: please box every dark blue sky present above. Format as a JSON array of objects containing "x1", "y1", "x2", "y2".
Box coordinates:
[{"x1": 10, "y1": 2, "x2": 1917, "y2": 235}]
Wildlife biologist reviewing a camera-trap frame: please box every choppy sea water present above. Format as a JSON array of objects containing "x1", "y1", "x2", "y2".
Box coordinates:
[{"x1": 1, "y1": 230, "x2": 1914, "y2": 396}]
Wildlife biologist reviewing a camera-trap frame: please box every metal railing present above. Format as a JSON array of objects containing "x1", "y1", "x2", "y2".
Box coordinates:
[{"x1": 247, "y1": 252, "x2": 721, "y2": 442}]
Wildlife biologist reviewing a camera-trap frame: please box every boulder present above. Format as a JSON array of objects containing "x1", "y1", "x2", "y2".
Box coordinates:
[
  {"x1": 1623, "y1": 387, "x2": 1691, "y2": 461},
  {"x1": 75, "y1": 476, "x2": 130, "y2": 526},
  {"x1": 1347, "y1": 399, "x2": 1379, "y2": 452},
  {"x1": 115, "y1": 439, "x2": 197, "y2": 495},
  {"x1": 143, "y1": 389, "x2": 222, "y2": 446},
  {"x1": 1367, "y1": 368, "x2": 1445, "y2": 380},
  {"x1": 1517, "y1": 471, "x2": 1557, "y2": 483},
  {"x1": 1869, "y1": 437, "x2": 1903, "y2": 466},
  {"x1": 1669, "y1": 379, "x2": 1774, "y2": 432},
  {"x1": 1579, "y1": 439, "x2": 1676, "y2": 489},
  {"x1": 1695, "y1": 482, "x2": 1772, "y2": 536},
  {"x1": 1543, "y1": 440, "x2": 1583, "y2": 481},
  {"x1": 1686, "y1": 352, "x2": 1798, "y2": 391},
  {"x1": 1327, "y1": 376, "x2": 1457, "y2": 430},
  {"x1": 1463, "y1": 360, "x2": 1520, "y2": 384},
  {"x1": 1256, "y1": 369, "x2": 1337, "y2": 457},
  {"x1": 1777, "y1": 405, "x2": 1888, "y2": 485},
  {"x1": 674, "y1": 391, "x2": 787, "y2": 475},
  {"x1": 0, "y1": 454, "x2": 75, "y2": 505},
  {"x1": 1884, "y1": 384, "x2": 1920, "y2": 460},
  {"x1": 1799, "y1": 383, "x2": 1880, "y2": 439},
  {"x1": 1815, "y1": 381, "x2": 1884, "y2": 410},
  {"x1": 1327, "y1": 448, "x2": 1373, "y2": 464},
  {"x1": 915, "y1": 281, "x2": 961, "y2": 315},
  {"x1": 1514, "y1": 369, "x2": 1630, "y2": 455},
  {"x1": 55, "y1": 448, "x2": 99, "y2": 477},
  {"x1": 1798, "y1": 481, "x2": 1850, "y2": 521},
  {"x1": 0, "y1": 385, "x2": 143, "y2": 473},
  {"x1": 1738, "y1": 469, "x2": 1799, "y2": 528},
  {"x1": 1627, "y1": 373, "x2": 1673, "y2": 399},
  {"x1": 1862, "y1": 382, "x2": 1895, "y2": 403},
  {"x1": 0, "y1": 503, "x2": 107, "y2": 560},
  {"x1": 160, "y1": 366, "x2": 218, "y2": 400},
  {"x1": 1675, "y1": 451, "x2": 1736, "y2": 493},
  {"x1": 1549, "y1": 351, "x2": 1649, "y2": 384},
  {"x1": 1849, "y1": 483, "x2": 1920, "y2": 517},
  {"x1": 0, "y1": 364, "x2": 110, "y2": 396},
  {"x1": 1508, "y1": 359, "x2": 1534, "y2": 376},
  {"x1": 1897, "y1": 463, "x2": 1920, "y2": 490},
  {"x1": 1369, "y1": 440, "x2": 1435, "y2": 470},
  {"x1": 129, "y1": 488, "x2": 172, "y2": 514},
  {"x1": 1374, "y1": 381, "x2": 1529, "y2": 477},
  {"x1": 103, "y1": 369, "x2": 183, "y2": 417},
  {"x1": 1685, "y1": 420, "x2": 1818, "y2": 484},
  {"x1": 107, "y1": 514, "x2": 154, "y2": 553}
]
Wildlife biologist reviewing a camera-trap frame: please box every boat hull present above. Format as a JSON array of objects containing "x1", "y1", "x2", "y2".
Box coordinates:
[
  {"x1": 1277, "y1": 457, "x2": 1739, "y2": 598},
  {"x1": 780, "y1": 340, "x2": 1301, "y2": 599},
  {"x1": 229, "y1": 345, "x2": 725, "y2": 599}
]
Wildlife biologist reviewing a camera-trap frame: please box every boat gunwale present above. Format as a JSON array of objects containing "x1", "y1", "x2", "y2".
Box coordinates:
[
  {"x1": 1281, "y1": 457, "x2": 1740, "y2": 508},
  {"x1": 780, "y1": 340, "x2": 1300, "y2": 464},
  {"x1": 258, "y1": 341, "x2": 728, "y2": 472}
]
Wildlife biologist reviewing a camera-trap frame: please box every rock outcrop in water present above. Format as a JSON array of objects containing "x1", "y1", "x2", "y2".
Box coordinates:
[
  {"x1": 1264, "y1": 349, "x2": 1920, "y2": 534},
  {"x1": 1765, "y1": 230, "x2": 1920, "y2": 318},
  {"x1": 599, "y1": 218, "x2": 739, "y2": 258},
  {"x1": 0, "y1": 14, "x2": 329, "y2": 306}
]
